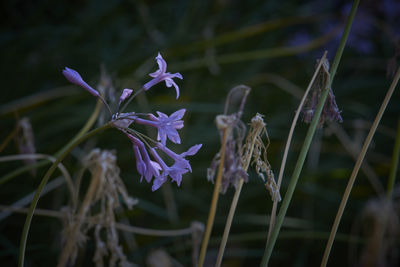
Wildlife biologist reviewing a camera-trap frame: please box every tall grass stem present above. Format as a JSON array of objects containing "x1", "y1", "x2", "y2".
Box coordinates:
[
  {"x1": 18, "y1": 122, "x2": 111, "y2": 267},
  {"x1": 267, "y1": 51, "x2": 327, "y2": 243},
  {"x1": 260, "y1": 1, "x2": 360, "y2": 265},
  {"x1": 320, "y1": 66, "x2": 400, "y2": 267},
  {"x1": 0, "y1": 99, "x2": 103, "y2": 186},
  {"x1": 197, "y1": 129, "x2": 229, "y2": 267}
]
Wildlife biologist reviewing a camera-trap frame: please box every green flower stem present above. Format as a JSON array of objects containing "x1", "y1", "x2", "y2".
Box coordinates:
[
  {"x1": 267, "y1": 52, "x2": 328, "y2": 243},
  {"x1": 320, "y1": 66, "x2": 400, "y2": 267},
  {"x1": 18, "y1": 122, "x2": 111, "y2": 267},
  {"x1": 387, "y1": 119, "x2": 400, "y2": 199},
  {"x1": 260, "y1": 1, "x2": 360, "y2": 266},
  {"x1": 0, "y1": 99, "x2": 102, "y2": 186}
]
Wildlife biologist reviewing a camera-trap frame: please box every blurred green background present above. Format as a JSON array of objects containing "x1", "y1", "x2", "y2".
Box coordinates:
[{"x1": 1, "y1": 0, "x2": 399, "y2": 266}]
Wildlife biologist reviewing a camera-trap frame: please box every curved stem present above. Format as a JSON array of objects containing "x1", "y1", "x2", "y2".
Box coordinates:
[
  {"x1": 260, "y1": 1, "x2": 359, "y2": 265},
  {"x1": 0, "y1": 205, "x2": 194, "y2": 237},
  {"x1": 0, "y1": 154, "x2": 76, "y2": 208},
  {"x1": 215, "y1": 120, "x2": 259, "y2": 267},
  {"x1": 0, "y1": 99, "x2": 103, "y2": 186},
  {"x1": 320, "y1": 66, "x2": 400, "y2": 267},
  {"x1": 267, "y1": 51, "x2": 327, "y2": 243},
  {"x1": 18, "y1": 123, "x2": 111, "y2": 267},
  {"x1": 197, "y1": 128, "x2": 229, "y2": 267}
]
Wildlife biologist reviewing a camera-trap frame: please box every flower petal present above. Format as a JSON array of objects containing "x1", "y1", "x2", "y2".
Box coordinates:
[
  {"x1": 166, "y1": 128, "x2": 181, "y2": 144},
  {"x1": 119, "y1": 88, "x2": 133, "y2": 104},
  {"x1": 170, "y1": 109, "x2": 186, "y2": 120},
  {"x1": 182, "y1": 144, "x2": 202, "y2": 157},
  {"x1": 156, "y1": 52, "x2": 167, "y2": 74}
]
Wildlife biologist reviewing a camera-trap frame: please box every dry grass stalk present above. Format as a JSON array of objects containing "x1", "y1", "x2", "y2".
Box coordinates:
[
  {"x1": 58, "y1": 149, "x2": 137, "y2": 267},
  {"x1": 244, "y1": 113, "x2": 280, "y2": 202},
  {"x1": 216, "y1": 113, "x2": 277, "y2": 266}
]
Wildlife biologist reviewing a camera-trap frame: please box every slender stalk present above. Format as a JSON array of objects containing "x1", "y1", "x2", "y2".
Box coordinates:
[
  {"x1": 56, "y1": 99, "x2": 103, "y2": 157},
  {"x1": 0, "y1": 99, "x2": 103, "y2": 186},
  {"x1": 267, "y1": 52, "x2": 327, "y2": 243},
  {"x1": 261, "y1": 1, "x2": 360, "y2": 265},
  {"x1": 0, "y1": 205, "x2": 194, "y2": 237},
  {"x1": 18, "y1": 123, "x2": 111, "y2": 267},
  {"x1": 215, "y1": 119, "x2": 260, "y2": 267},
  {"x1": 328, "y1": 124, "x2": 385, "y2": 195},
  {"x1": 0, "y1": 154, "x2": 76, "y2": 208},
  {"x1": 57, "y1": 163, "x2": 102, "y2": 267},
  {"x1": 215, "y1": 180, "x2": 244, "y2": 266},
  {"x1": 197, "y1": 129, "x2": 229, "y2": 267},
  {"x1": 320, "y1": 66, "x2": 400, "y2": 267},
  {"x1": 0, "y1": 176, "x2": 65, "y2": 222},
  {"x1": 387, "y1": 119, "x2": 400, "y2": 199},
  {"x1": 115, "y1": 223, "x2": 193, "y2": 237}
]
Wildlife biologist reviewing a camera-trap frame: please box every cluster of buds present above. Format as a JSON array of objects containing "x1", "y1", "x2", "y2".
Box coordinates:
[{"x1": 63, "y1": 53, "x2": 201, "y2": 191}]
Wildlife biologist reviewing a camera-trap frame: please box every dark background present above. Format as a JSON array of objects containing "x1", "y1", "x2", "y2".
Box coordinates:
[{"x1": 0, "y1": 0, "x2": 399, "y2": 266}]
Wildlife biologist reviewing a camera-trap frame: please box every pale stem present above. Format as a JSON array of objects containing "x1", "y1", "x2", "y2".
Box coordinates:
[
  {"x1": 197, "y1": 128, "x2": 229, "y2": 267},
  {"x1": 320, "y1": 66, "x2": 400, "y2": 267},
  {"x1": 267, "y1": 51, "x2": 327, "y2": 243},
  {"x1": 215, "y1": 121, "x2": 260, "y2": 267}
]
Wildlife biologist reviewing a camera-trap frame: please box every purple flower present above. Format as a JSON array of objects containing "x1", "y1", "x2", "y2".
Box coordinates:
[
  {"x1": 134, "y1": 109, "x2": 185, "y2": 145},
  {"x1": 149, "y1": 147, "x2": 188, "y2": 191},
  {"x1": 157, "y1": 143, "x2": 202, "y2": 173},
  {"x1": 62, "y1": 67, "x2": 100, "y2": 97},
  {"x1": 132, "y1": 145, "x2": 146, "y2": 181},
  {"x1": 119, "y1": 88, "x2": 133, "y2": 105},
  {"x1": 127, "y1": 134, "x2": 161, "y2": 183},
  {"x1": 143, "y1": 53, "x2": 183, "y2": 99},
  {"x1": 150, "y1": 109, "x2": 185, "y2": 145}
]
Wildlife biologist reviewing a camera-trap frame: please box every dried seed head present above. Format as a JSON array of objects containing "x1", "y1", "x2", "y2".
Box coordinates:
[
  {"x1": 60, "y1": 206, "x2": 88, "y2": 264},
  {"x1": 302, "y1": 57, "x2": 343, "y2": 126},
  {"x1": 61, "y1": 149, "x2": 137, "y2": 266},
  {"x1": 207, "y1": 86, "x2": 250, "y2": 194},
  {"x1": 208, "y1": 113, "x2": 248, "y2": 194},
  {"x1": 243, "y1": 114, "x2": 281, "y2": 202},
  {"x1": 84, "y1": 149, "x2": 137, "y2": 266}
]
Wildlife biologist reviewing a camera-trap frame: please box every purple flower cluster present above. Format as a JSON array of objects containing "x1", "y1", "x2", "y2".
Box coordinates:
[{"x1": 63, "y1": 53, "x2": 201, "y2": 191}]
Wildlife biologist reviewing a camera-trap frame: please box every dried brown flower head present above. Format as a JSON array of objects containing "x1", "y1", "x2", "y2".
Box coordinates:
[
  {"x1": 302, "y1": 58, "x2": 343, "y2": 126},
  {"x1": 60, "y1": 149, "x2": 137, "y2": 267}
]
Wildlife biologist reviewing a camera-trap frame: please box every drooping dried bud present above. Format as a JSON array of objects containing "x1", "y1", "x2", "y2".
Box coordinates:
[{"x1": 302, "y1": 58, "x2": 343, "y2": 126}]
